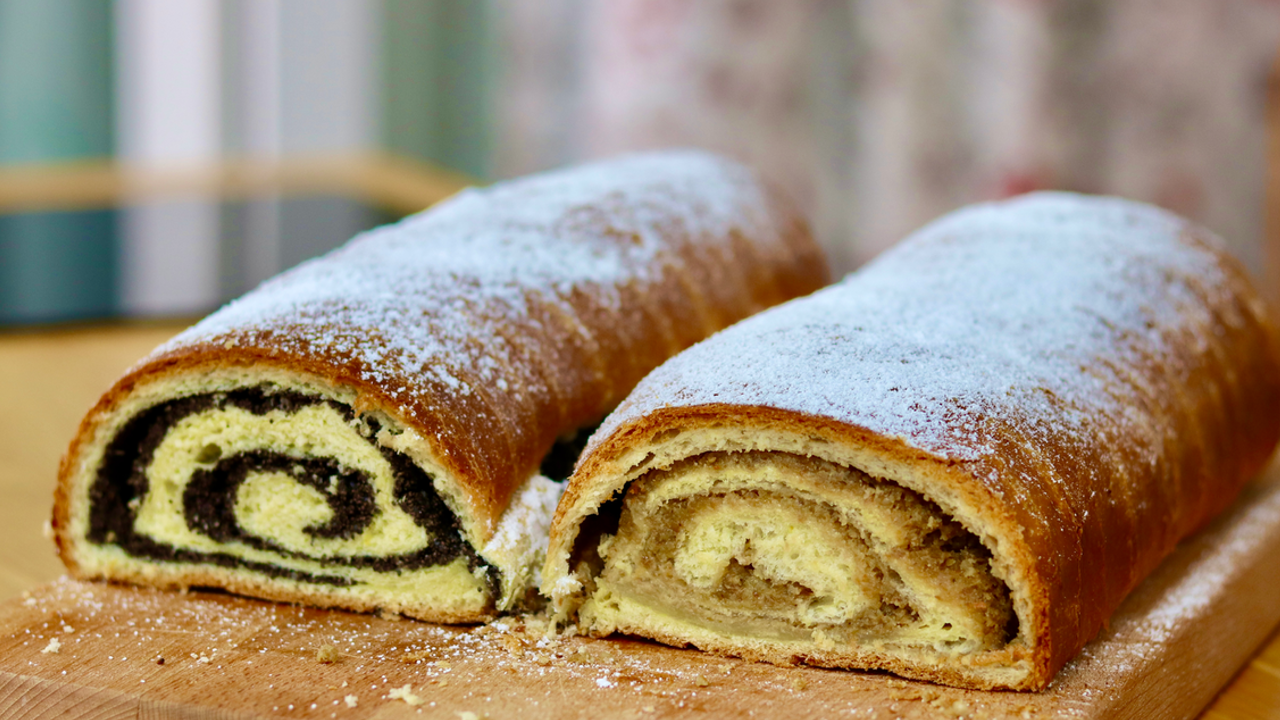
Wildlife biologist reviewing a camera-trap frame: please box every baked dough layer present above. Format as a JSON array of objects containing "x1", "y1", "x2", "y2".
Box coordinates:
[{"x1": 544, "y1": 192, "x2": 1280, "y2": 688}]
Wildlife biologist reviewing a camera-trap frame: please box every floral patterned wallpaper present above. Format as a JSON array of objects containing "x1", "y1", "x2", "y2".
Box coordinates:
[{"x1": 495, "y1": 0, "x2": 1280, "y2": 279}]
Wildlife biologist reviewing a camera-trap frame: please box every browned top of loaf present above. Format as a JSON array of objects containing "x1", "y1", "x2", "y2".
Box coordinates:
[
  {"x1": 91, "y1": 151, "x2": 829, "y2": 537},
  {"x1": 571, "y1": 192, "x2": 1280, "y2": 686}
]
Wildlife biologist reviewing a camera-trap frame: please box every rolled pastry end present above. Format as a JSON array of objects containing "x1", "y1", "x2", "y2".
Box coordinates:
[
  {"x1": 544, "y1": 409, "x2": 1045, "y2": 690},
  {"x1": 56, "y1": 361, "x2": 560, "y2": 623}
]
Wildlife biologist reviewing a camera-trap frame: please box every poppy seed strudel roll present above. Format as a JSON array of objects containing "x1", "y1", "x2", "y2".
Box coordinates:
[
  {"x1": 543, "y1": 192, "x2": 1280, "y2": 689},
  {"x1": 52, "y1": 151, "x2": 829, "y2": 622}
]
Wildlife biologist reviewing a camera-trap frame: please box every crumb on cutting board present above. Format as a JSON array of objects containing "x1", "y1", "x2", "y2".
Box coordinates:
[
  {"x1": 387, "y1": 684, "x2": 424, "y2": 706},
  {"x1": 316, "y1": 644, "x2": 340, "y2": 663}
]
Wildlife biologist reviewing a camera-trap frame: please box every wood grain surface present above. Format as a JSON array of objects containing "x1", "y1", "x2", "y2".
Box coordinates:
[{"x1": 1, "y1": 324, "x2": 1278, "y2": 719}]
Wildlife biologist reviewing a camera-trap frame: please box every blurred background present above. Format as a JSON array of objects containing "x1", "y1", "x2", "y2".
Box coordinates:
[{"x1": 3, "y1": 0, "x2": 1280, "y2": 326}]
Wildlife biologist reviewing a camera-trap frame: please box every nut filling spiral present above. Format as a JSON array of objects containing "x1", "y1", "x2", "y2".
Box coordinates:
[
  {"x1": 582, "y1": 452, "x2": 1014, "y2": 654},
  {"x1": 87, "y1": 386, "x2": 491, "y2": 596}
]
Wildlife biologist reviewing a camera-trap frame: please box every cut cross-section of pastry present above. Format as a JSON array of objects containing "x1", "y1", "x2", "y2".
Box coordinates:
[
  {"x1": 53, "y1": 150, "x2": 830, "y2": 623},
  {"x1": 597, "y1": 451, "x2": 1016, "y2": 653},
  {"x1": 543, "y1": 192, "x2": 1280, "y2": 689}
]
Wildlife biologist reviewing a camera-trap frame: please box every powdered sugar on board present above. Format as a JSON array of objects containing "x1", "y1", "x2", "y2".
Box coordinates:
[
  {"x1": 595, "y1": 192, "x2": 1240, "y2": 474},
  {"x1": 145, "y1": 150, "x2": 781, "y2": 417}
]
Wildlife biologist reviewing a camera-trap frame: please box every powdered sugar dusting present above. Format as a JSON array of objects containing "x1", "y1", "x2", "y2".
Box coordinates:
[
  {"x1": 484, "y1": 476, "x2": 563, "y2": 560},
  {"x1": 596, "y1": 193, "x2": 1234, "y2": 475},
  {"x1": 482, "y1": 475, "x2": 565, "y2": 605},
  {"x1": 148, "y1": 150, "x2": 777, "y2": 422}
]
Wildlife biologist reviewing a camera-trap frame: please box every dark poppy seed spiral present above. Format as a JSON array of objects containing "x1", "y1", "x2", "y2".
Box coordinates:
[{"x1": 86, "y1": 386, "x2": 498, "y2": 595}]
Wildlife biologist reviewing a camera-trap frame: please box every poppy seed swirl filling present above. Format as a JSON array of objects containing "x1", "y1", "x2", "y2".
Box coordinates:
[{"x1": 85, "y1": 386, "x2": 498, "y2": 599}]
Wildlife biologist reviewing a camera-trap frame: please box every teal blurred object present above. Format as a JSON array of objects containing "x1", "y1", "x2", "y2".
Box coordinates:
[
  {"x1": 0, "y1": 0, "x2": 116, "y2": 325},
  {"x1": 0, "y1": 211, "x2": 118, "y2": 325},
  {"x1": 0, "y1": 0, "x2": 113, "y2": 162}
]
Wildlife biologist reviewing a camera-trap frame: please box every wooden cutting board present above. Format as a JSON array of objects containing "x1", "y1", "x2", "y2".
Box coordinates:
[{"x1": 2, "y1": 463, "x2": 1278, "y2": 720}]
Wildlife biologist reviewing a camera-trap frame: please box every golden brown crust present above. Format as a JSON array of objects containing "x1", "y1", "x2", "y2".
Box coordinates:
[
  {"x1": 544, "y1": 192, "x2": 1280, "y2": 689},
  {"x1": 53, "y1": 151, "x2": 830, "y2": 620}
]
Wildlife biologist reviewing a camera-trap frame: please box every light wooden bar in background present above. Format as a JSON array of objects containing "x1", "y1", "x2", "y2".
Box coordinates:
[{"x1": 0, "y1": 153, "x2": 472, "y2": 217}]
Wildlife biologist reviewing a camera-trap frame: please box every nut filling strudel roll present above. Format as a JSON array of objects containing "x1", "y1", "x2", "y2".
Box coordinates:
[
  {"x1": 53, "y1": 151, "x2": 829, "y2": 622},
  {"x1": 543, "y1": 193, "x2": 1280, "y2": 689}
]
